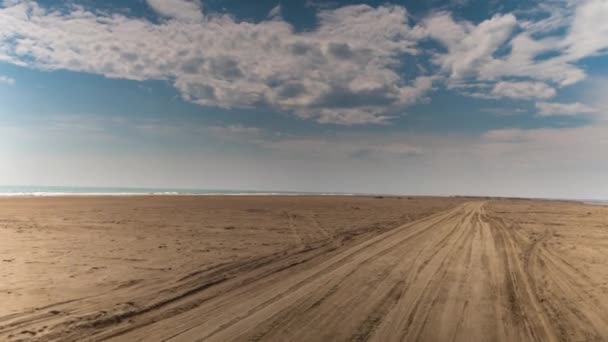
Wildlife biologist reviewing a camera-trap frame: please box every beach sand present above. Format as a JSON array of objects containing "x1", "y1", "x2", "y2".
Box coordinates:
[{"x1": 2, "y1": 196, "x2": 608, "y2": 341}]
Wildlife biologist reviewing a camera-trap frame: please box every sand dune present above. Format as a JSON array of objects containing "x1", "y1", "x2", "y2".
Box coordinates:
[{"x1": 1, "y1": 196, "x2": 608, "y2": 341}]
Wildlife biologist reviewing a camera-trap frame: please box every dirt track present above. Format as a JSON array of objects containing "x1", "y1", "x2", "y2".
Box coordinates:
[{"x1": 2, "y1": 198, "x2": 608, "y2": 341}]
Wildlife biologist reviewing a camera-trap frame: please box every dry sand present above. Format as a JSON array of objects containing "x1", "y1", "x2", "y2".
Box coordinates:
[{"x1": 1, "y1": 196, "x2": 608, "y2": 341}]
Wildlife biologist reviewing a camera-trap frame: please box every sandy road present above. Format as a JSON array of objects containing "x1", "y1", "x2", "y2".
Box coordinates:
[
  {"x1": 146, "y1": 202, "x2": 525, "y2": 342},
  {"x1": 3, "y1": 200, "x2": 608, "y2": 341},
  {"x1": 148, "y1": 203, "x2": 496, "y2": 342}
]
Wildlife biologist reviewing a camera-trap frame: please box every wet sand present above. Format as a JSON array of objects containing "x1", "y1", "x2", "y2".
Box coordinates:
[{"x1": 1, "y1": 196, "x2": 608, "y2": 341}]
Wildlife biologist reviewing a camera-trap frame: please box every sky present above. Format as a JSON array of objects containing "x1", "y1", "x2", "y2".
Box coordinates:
[{"x1": 1, "y1": 0, "x2": 607, "y2": 198}]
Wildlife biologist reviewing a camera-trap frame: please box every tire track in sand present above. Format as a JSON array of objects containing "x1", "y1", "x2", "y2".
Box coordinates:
[
  {"x1": 9, "y1": 201, "x2": 606, "y2": 342},
  {"x1": 110, "y1": 203, "x2": 508, "y2": 342},
  {"x1": 105, "y1": 204, "x2": 466, "y2": 342}
]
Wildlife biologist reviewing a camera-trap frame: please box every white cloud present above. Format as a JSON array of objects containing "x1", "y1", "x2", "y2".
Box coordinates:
[
  {"x1": 419, "y1": 14, "x2": 585, "y2": 86},
  {"x1": 0, "y1": 1, "x2": 426, "y2": 125},
  {"x1": 299, "y1": 108, "x2": 390, "y2": 125},
  {"x1": 419, "y1": 13, "x2": 518, "y2": 80},
  {"x1": 145, "y1": 0, "x2": 203, "y2": 21},
  {"x1": 418, "y1": 1, "x2": 608, "y2": 92},
  {"x1": 562, "y1": 0, "x2": 608, "y2": 61},
  {"x1": 1, "y1": 0, "x2": 608, "y2": 121},
  {"x1": 491, "y1": 81, "x2": 555, "y2": 99},
  {"x1": 519, "y1": 2, "x2": 573, "y2": 35},
  {"x1": 0, "y1": 75, "x2": 14, "y2": 85},
  {"x1": 536, "y1": 101, "x2": 596, "y2": 116},
  {"x1": 486, "y1": 33, "x2": 586, "y2": 86}
]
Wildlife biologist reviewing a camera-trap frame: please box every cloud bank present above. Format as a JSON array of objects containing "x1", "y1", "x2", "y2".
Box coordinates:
[
  {"x1": 0, "y1": 1, "x2": 428, "y2": 124},
  {"x1": 0, "y1": 0, "x2": 606, "y2": 123}
]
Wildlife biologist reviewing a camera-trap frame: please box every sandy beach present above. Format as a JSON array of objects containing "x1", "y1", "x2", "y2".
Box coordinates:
[{"x1": 2, "y1": 196, "x2": 608, "y2": 341}]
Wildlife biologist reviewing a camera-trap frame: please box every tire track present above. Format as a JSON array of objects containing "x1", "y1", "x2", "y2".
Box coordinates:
[
  {"x1": 9, "y1": 200, "x2": 606, "y2": 342},
  {"x1": 104, "y1": 205, "x2": 466, "y2": 342},
  {"x1": 284, "y1": 211, "x2": 304, "y2": 249},
  {"x1": 155, "y1": 204, "x2": 481, "y2": 342},
  {"x1": 174, "y1": 207, "x2": 467, "y2": 342}
]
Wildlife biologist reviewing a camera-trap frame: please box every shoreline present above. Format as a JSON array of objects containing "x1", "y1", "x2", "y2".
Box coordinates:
[{"x1": 0, "y1": 192, "x2": 364, "y2": 197}]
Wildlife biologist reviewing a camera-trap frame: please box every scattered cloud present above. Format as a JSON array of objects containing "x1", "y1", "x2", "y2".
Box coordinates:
[
  {"x1": 417, "y1": 1, "x2": 608, "y2": 93},
  {"x1": 480, "y1": 107, "x2": 528, "y2": 116},
  {"x1": 562, "y1": 0, "x2": 608, "y2": 61},
  {"x1": 145, "y1": 0, "x2": 203, "y2": 21},
  {"x1": 419, "y1": 12, "x2": 518, "y2": 80},
  {"x1": 0, "y1": 75, "x2": 14, "y2": 85},
  {"x1": 535, "y1": 101, "x2": 596, "y2": 116},
  {"x1": 1, "y1": 0, "x2": 607, "y2": 126},
  {"x1": 491, "y1": 81, "x2": 555, "y2": 100},
  {"x1": 0, "y1": 1, "x2": 424, "y2": 125},
  {"x1": 267, "y1": 5, "x2": 281, "y2": 19}
]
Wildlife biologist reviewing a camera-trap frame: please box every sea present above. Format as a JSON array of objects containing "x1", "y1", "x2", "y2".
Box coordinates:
[
  {"x1": 583, "y1": 200, "x2": 608, "y2": 206},
  {"x1": 0, "y1": 186, "x2": 355, "y2": 197}
]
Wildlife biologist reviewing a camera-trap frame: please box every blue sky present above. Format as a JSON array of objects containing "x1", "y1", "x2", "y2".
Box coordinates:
[{"x1": 1, "y1": 0, "x2": 608, "y2": 198}]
